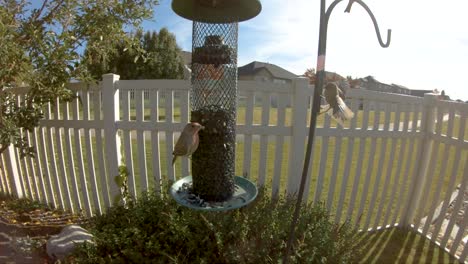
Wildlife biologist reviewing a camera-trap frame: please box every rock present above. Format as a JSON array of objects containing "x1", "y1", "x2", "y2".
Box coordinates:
[{"x1": 46, "y1": 225, "x2": 94, "y2": 260}]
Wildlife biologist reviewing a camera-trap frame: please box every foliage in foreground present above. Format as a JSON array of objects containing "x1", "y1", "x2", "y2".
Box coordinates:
[
  {"x1": 72, "y1": 190, "x2": 362, "y2": 263},
  {"x1": 0, "y1": 0, "x2": 157, "y2": 156}
]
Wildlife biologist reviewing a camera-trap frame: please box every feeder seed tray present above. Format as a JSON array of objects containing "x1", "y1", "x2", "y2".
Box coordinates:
[{"x1": 170, "y1": 176, "x2": 258, "y2": 211}]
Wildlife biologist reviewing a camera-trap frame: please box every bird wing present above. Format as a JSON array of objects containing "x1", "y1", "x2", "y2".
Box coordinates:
[
  {"x1": 188, "y1": 134, "x2": 200, "y2": 155},
  {"x1": 173, "y1": 132, "x2": 190, "y2": 156},
  {"x1": 336, "y1": 96, "x2": 355, "y2": 119},
  {"x1": 337, "y1": 87, "x2": 346, "y2": 100}
]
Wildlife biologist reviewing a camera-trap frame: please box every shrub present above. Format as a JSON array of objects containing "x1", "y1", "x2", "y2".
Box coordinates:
[{"x1": 71, "y1": 190, "x2": 361, "y2": 263}]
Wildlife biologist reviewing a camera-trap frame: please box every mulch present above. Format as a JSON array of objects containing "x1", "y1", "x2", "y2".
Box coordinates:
[{"x1": 0, "y1": 199, "x2": 89, "y2": 263}]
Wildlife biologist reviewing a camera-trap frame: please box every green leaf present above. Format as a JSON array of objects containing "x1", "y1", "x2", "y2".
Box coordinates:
[{"x1": 114, "y1": 175, "x2": 125, "y2": 187}]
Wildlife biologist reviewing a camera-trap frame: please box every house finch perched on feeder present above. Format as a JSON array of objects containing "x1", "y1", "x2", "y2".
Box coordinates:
[
  {"x1": 172, "y1": 122, "x2": 204, "y2": 166},
  {"x1": 321, "y1": 82, "x2": 354, "y2": 126}
]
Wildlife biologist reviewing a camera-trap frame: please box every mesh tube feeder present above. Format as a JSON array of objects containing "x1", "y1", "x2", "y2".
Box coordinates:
[{"x1": 170, "y1": 0, "x2": 261, "y2": 210}]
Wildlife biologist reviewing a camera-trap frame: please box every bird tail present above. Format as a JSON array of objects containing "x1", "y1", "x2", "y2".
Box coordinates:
[{"x1": 327, "y1": 97, "x2": 354, "y2": 126}]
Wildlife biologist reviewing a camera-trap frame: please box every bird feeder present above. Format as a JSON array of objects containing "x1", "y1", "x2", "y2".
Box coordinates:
[{"x1": 170, "y1": 0, "x2": 261, "y2": 210}]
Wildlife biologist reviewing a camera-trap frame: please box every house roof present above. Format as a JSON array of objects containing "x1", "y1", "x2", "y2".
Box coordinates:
[{"x1": 238, "y1": 61, "x2": 298, "y2": 80}]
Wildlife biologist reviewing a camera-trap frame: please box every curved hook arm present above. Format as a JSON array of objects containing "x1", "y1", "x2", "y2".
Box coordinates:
[{"x1": 344, "y1": 0, "x2": 391, "y2": 47}]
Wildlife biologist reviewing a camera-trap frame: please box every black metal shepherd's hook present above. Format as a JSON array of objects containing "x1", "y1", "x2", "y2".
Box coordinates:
[{"x1": 283, "y1": 0, "x2": 391, "y2": 262}]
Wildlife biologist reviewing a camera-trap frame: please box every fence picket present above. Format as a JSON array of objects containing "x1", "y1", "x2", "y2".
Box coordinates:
[
  {"x1": 422, "y1": 107, "x2": 454, "y2": 235},
  {"x1": 24, "y1": 129, "x2": 40, "y2": 201},
  {"x1": 272, "y1": 95, "x2": 287, "y2": 198},
  {"x1": 393, "y1": 104, "x2": 421, "y2": 225},
  {"x1": 72, "y1": 94, "x2": 92, "y2": 216},
  {"x1": 180, "y1": 90, "x2": 190, "y2": 177},
  {"x1": 432, "y1": 112, "x2": 466, "y2": 245},
  {"x1": 0, "y1": 156, "x2": 8, "y2": 194},
  {"x1": 45, "y1": 105, "x2": 65, "y2": 209},
  {"x1": 165, "y1": 90, "x2": 175, "y2": 182},
  {"x1": 150, "y1": 90, "x2": 162, "y2": 192},
  {"x1": 21, "y1": 132, "x2": 35, "y2": 200},
  {"x1": 402, "y1": 94, "x2": 438, "y2": 226},
  {"x1": 83, "y1": 91, "x2": 101, "y2": 215},
  {"x1": 38, "y1": 124, "x2": 54, "y2": 206},
  {"x1": 366, "y1": 102, "x2": 391, "y2": 230},
  {"x1": 122, "y1": 89, "x2": 136, "y2": 199},
  {"x1": 242, "y1": 91, "x2": 254, "y2": 179},
  {"x1": 94, "y1": 90, "x2": 110, "y2": 208},
  {"x1": 357, "y1": 101, "x2": 381, "y2": 228},
  {"x1": 374, "y1": 103, "x2": 400, "y2": 229},
  {"x1": 327, "y1": 130, "x2": 342, "y2": 212},
  {"x1": 461, "y1": 233, "x2": 468, "y2": 262},
  {"x1": 335, "y1": 97, "x2": 358, "y2": 223},
  {"x1": 63, "y1": 100, "x2": 81, "y2": 212},
  {"x1": 135, "y1": 89, "x2": 149, "y2": 193},
  {"x1": 346, "y1": 99, "x2": 370, "y2": 220},
  {"x1": 443, "y1": 157, "x2": 467, "y2": 251},
  {"x1": 54, "y1": 98, "x2": 73, "y2": 211},
  {"x1": 102, "y1": 74, "x2": 122, "y2": 205},
  {"x1": 385, "y1": 106, "x2": 410, "y2": 226},
  {"x1": 258, "y1": 92, "x2": 270, "y2": 186},
  {"x1": 414, "y1": 105, "x2": 445, "y2": 232},
  {"x1": 287, "y1": 78, "x2": 308, "y2": 195}
]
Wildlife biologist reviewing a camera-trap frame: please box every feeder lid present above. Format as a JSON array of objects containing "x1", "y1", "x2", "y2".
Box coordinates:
[{"x1": 172, "y1": 0, "x2": 261, "y2": 23}]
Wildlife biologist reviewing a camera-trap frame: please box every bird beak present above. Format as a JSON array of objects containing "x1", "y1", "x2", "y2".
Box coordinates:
[{"x1": 199, "y1": 125, "x2": 205, "y2": 130}]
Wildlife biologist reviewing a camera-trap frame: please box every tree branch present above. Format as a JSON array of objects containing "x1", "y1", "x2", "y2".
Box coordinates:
[{"x1": 32, "y1": 0, "x2": 49, "y2": 22}]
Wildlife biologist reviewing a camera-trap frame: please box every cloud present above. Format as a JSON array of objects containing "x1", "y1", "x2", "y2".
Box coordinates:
[
  {"x1": 151, "y1": 0, "x2": 468, "y2": 100},
  {"x1": 238, "y1": 0, "x2": 319, "y2": 69}
]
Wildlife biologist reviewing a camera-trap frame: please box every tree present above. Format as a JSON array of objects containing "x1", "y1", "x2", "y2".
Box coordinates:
[
  {"x1": 303, "y1": 68, "x2": 346, "y2": 85},
  {"x1": 303, "y1": 68, "x2": 316, "y2": 84},
  {"x1": 85, "y1": 28, "x2": 184, "y2": 80},
  {"x1": 346, "y1": 76, "x2": 361, "y2": 88},
  {"x1": 0, "y1": 0, "x2": 158, "y2": 157}
]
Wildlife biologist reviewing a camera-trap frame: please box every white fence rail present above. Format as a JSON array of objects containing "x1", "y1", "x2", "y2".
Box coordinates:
[{"x1": 0, "y1": 74, "x2": 467, "y2": 261}]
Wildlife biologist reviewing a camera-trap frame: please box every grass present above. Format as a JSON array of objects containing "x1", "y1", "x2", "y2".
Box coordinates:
[{"x1": 357, "y1": 228, "x2": 459, "y2": 264}]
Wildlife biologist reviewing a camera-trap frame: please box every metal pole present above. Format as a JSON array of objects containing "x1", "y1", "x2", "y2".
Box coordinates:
[
  {"x1": 283, "y1": 0, "x2": 391, "y2": 262},
  {"x1": 283, "y1": 1, "x2": 327, "y2": 262}
]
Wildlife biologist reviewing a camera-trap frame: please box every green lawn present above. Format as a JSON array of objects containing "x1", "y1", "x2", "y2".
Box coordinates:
[{"x1": 357, "y1": 228, "x2": 459, "y2": 264}]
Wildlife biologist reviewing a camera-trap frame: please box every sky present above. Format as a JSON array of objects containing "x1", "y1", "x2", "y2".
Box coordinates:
[{"x1": 143, "y1": 0, "x2": 468, "y2": 101}]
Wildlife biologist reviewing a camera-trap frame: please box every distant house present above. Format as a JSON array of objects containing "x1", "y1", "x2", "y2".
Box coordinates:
[
  {"x1": 238, "y1": 61, "x2": 298, "y2": 84},
  {"x1": 237, "y1": 61, "x2": 298, "y2": 107},
  {"x1": 411, "y1": 89, "x2": 434, "y2": 97},
  {"x1": 391, "y1": 84, "x2": 411, "y2": 95},
  {"x1": 358, "y1": 76, "x2": 411, "y2": 95}
]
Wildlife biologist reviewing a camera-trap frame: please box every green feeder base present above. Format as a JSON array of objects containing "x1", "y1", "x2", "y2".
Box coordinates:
[{"x1": 170, "y1": 176, "x2": 257, "y2": 211}]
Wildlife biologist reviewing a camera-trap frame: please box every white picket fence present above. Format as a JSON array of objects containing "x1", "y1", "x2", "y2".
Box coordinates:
[{"x1": 0, "y1": 74, "x2": 467, "y2": 261}]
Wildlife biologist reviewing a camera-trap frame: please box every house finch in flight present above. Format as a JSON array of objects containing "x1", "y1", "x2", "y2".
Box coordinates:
[
  {"x1": 321, "y1": 82, "x2": 354, "y2": 126},
  {"x1": 172, "y1": 122, "x2": 204, "y2": 166}
]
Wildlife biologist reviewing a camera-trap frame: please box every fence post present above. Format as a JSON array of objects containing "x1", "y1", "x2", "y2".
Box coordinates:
[
  {"x1": 287, "y1": 77, "x2": 309, "y2": 195},
  {"x1": 102, "y1": 74, "x2": 122, "y2": 207},
  {"x1": 3, "y1": 146, "x2": 23, "y2": 198},
  {"x1": 402, "y1": 93, "x2": 438, "y2": 227}
]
